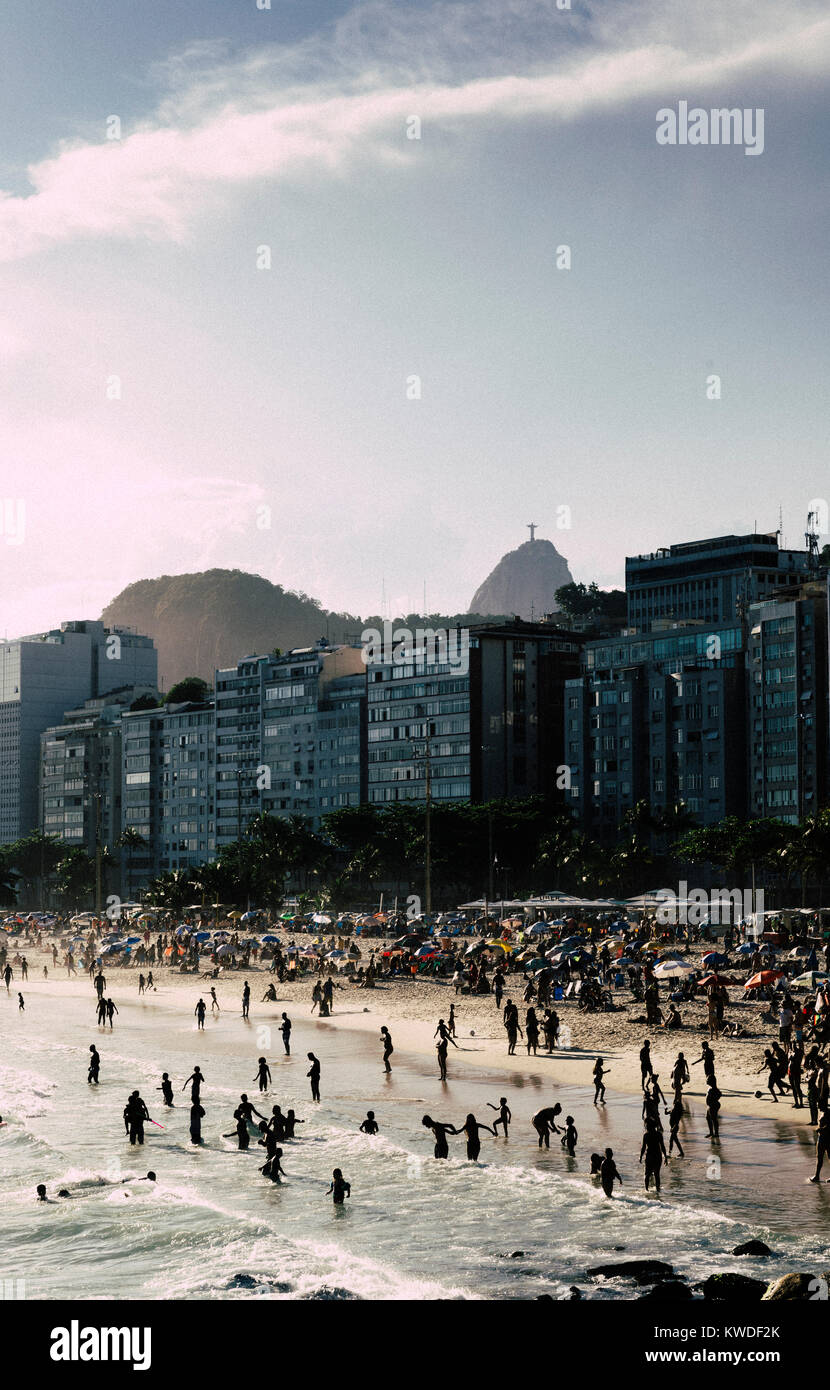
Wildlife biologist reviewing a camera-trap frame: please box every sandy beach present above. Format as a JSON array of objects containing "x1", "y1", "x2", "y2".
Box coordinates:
[{"x1": 13, "y1": 934, "x2": 815, "y2": 1127}]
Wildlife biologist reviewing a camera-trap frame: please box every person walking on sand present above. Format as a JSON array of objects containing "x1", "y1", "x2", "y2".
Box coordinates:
[
  {"x1": 436, "y1": 1035, "x2": 451, "y2": 1081},
  {"x1": 242, "y1": 981, "x2": 251, "y2": 1019},
  {"x1": 195, "y1": 997, "x2": 206, "y2": 1030},
  {"x1": 380, "y1": 1026, "x2": 394, "y2": 1073},
  {"x1": 639, "y1": 1039, "x2": 654, "y2": 1090},
  {"x1": 447, "y1": 1004, "x2": 457, "y2": 1038},
  {"x1": 307, "y1": 1052, "x2": 321, "y2": 1102},
  {"x1": 280, "y1": 1012, "x2": 292, "y2": 1056},
  {"x1": 210, "y1": 987, "x2": 220, "y2": 1013}
]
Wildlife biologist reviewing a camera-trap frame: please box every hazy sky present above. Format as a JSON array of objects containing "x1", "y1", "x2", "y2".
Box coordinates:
[{"x1": 1, "y1": 0, "x2": 829, "y2": 635}]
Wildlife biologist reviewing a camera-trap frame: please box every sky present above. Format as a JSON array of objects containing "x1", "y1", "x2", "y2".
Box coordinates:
[{"x1": 1, "y1": 0, "x2": 829, "y2": 635}]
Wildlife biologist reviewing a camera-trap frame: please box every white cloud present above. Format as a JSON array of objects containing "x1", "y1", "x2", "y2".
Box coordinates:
[{"x1": 1, "y1": 0, "x2": 828, "y2": 262}]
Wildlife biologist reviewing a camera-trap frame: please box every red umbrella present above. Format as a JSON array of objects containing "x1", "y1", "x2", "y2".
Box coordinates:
[
  {"x1": 744, "y1": 969, "x2": 784, "y2": 990},
  {"x1": 697, "y1": 973, "x2": 738, "y2": 987}
]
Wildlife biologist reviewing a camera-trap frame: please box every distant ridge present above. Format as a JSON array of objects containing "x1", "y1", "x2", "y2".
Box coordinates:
[{"x1": 100, "y1": 569, "x2": 512, "y2": 687}]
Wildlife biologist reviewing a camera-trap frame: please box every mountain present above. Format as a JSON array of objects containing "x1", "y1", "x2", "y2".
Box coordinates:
[
  {"x1": 101, "y1": 570, "x2": 363, "y2": 688},
  {"x1": 469, "y1": 538, "x2": 574, "y2": 621},
  {"x1": 100, "y1": 569, "x2": 511, "y2": 688}
]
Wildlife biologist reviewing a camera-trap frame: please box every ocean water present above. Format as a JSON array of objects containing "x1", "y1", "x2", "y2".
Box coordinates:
[{"x1": 1, "y1": 982, "x2": 829, "y2": 1301}]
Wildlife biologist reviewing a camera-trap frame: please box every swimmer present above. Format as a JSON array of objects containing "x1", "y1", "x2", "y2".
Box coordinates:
[
  {"x1": 359, "y1": 1111, "x2": 379, "y2": 1135},
  {"x1": 158, "y1": 1073, "x2": 174, "y2": 1107},
  {"x1": 456, "y1": 1113, "x2": 494, "y2": 1162}
]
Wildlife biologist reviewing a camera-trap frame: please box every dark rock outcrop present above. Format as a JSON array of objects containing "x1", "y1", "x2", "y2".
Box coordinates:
[{"x1": 587, "y1": 1259, "x2": 676, "y2": 1286}]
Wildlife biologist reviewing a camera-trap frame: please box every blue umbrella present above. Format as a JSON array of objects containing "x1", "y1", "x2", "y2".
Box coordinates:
[
  {"x1": 736, "y1": 943, "x2": 755, "y2": 955},
  {"x1": 262, "y1": 934, "x2": 280, "y2": 944},
  {"x1": 702, "y1": 952, "x2": 729, "y2": 967}
]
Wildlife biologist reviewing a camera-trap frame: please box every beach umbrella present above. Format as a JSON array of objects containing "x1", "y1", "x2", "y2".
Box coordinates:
[
  {"x1": 788, "y1": 945, "x2": 811, "y2": 958},
  {"x1": 527, "y1": 922, "x2": 550, "y2": 936},
  {"x1": 241, "y1": 910, "x2": 259, "y2": 921},
  {"x1": 791, "y1": 972, "x2": 830, "y2": 989},
  {"x1": 735, "y1": 943, "x2": 755, "y2": 955},
  {"x1": 216, "y1": 943, "x2": 233, "y2": 957},
  {"x1": 702, "y1": 952, "x2": 729, "y2": 967},
  {"x1": 525, "y1": 957, "x2": 548, "y2": 971},
  {"x1": 327, "y1": 949, "x2": 348, "y2": 959},
  {"x1": 653, "y1": 959, "x2": 696, "y2": 977},
  {"x1": 312, "y1": 913, "x2": 332, "y2": 925},
  {"x1": 744, "y1": 970, "x2": 784, "y2": 990},
  {"x1": 262, "y1": 934, "x2": 280, "y2": 944}
]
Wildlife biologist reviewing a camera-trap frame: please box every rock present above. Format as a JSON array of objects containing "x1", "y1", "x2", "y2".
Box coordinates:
[
  {"x1": 698, "y1": 1273, "x2": 766, "y2": 1301},
  {"x1": 470, "y1": 537, "x2": 574, "y2": 621},
  {"x1": 229, "y1": 1273, "x2": 258, "y2": 1289},
  {"x1": 509, "y1": 1251, "x2": 525, "y2": 1259},
  {"x1": 567, "y1": 1287, "x2": 583, "y2": 1300},
  {"x1": 762, "y1": 1271, "x2": 830, "y2": 1301},
  {"x1": 640, "y1": 1281, "x2": 694, "y2": 1302},
  {"x1": 587, "y1": 1259, "x2": 676, "y2": 1285},
  {"x1": 733, "y1": 1240, "x2": 773, "y2": 1257}
]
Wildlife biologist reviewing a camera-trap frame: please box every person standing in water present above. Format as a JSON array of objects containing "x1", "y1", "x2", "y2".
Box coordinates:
[
  {"x1": 457, "y1": 1113, "x2": 494, "y2": 1161},
  {"x1": 532, "y1": 1105, "x2": 562, "y2": 1148},
  {"x1": 326, "y1": 1168, "x2": 350, "y2": 1204},
  {"x1": 158, "y1": 1073, "x2": 174, "y2": 1107},
  {"x1": 253, "y1": 1057, "x2": 271, "y2": 1092},
  {"x1": 195, "y1": 998, "x2": 206, "y2": 1030},
  {"x1": 359, "y1": 1111, "x2": 379, "y2": 1134},
  {"x1": 668, "y1": 1095, "x2": 685, "y2": 1157},
  {"x1": 380, "y1": 1027, "x2": 394, "y2": 1073},
  {"x1": 561, "y1": 1116, "x2": 578, "y2": 1157},
  {"x1": 307, "y1": 1052, "x2": 321, "y2": 1102},
  {"x1": 190, "y1": 1100, "x2": 205, "y2": 1145},
  {"x1": 600, "y1": 1147, "x2": 622, "y2": 1198},
  {"x1": 105, "y1": 998, "x2": 118, "y2": 1029},
  {"x1": 640, "y1": 1121, "x2": 667, "y2": 1194},
  {"x1": 88, "y1": 1045, "x2": 100, "y2": 1085},
  {"x1": 422, "y1": 1115, "x2": 458, "y2": 1159},
  {"x1": 242, "y1": 981, "x2": 251, "y2": 1019},
  {"x1": 809, "y1": 1107, "x2": 830, "y2": 1182},
  {"x1": 436, "y1": 1035, "x2": 450, "y2": 1081},
  {"x1": 18, "y1": 992, "x2": 24, "y2": 1011},
  {"x1": 593, "y1": 1057, "x2": 608, "y2": 1105},
  {"x1": 280, "y1": 1012, "x2": 292, "y2": 1055},
  {"x1": 96, "y1": 996, "x2": 107, "y2": 1027},
  {"x1": 210, "y1": 987, "x2": 220, "y2": 1013},
  {"x1": 706, "y1": 1083, "x2": 722, "y2": 1141},
  {"x1": 283, "y1": 1110, "x2": 304, "y2": 1139},
  {"x1": 183, "y1": 1066, "x2": 204, "y2": 1102},
  {"x1": 124, "y1": 1091, "x2": 149, "y2": 1146},
  {"x1": 487, "y1": 1097, "x2": 511, "y2": 1137}
]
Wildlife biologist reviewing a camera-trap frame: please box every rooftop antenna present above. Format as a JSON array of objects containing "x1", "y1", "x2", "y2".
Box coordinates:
[
  {"x1": 805, "y1": 508, "x2": 820, "y2": 571},
  {"x1": 527, "y1": 522, "x2": 537, "y2": 543}
]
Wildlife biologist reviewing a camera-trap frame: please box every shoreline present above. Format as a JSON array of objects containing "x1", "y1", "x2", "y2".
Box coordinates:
[{"x1": 8, "y1": 959, "x2": 816, "y2": 1130}]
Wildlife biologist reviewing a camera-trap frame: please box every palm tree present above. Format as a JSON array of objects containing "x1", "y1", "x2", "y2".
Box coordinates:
[{"x1": 116, "y1": 827, "x2": 147, "y2": 900}]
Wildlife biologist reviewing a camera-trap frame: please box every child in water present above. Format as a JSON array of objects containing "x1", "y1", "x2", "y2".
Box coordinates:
[
  {"x1": 326, "y1": 1168, "x2": 351, "y2": 1204},
  {"x1": 487, "y1": 1097, "x2": 511, "y2": 1137},
  {"x1": 359, "y1": 1111, "x2": 379, "y2": 1134},
  {"x1": 561, "y1": 1116, "x2": 578, "y2": 1156}
]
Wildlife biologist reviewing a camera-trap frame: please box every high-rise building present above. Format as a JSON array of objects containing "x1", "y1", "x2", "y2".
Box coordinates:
[
  {"x1": 565, "y1": 622, "x2": 747, "y2": 839},
  {"x1": 625, "y1": 533, "x2": 811, "y2": 632},
  {"x1": 366, "y1": 622, "x2": 583, "y2": 805},
  {"x1": 0, "y1": 620, "x2": 157, "y2": 843},
  {"x1": 747, "y1": 577, "x2": 830, "y2": 823}
]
